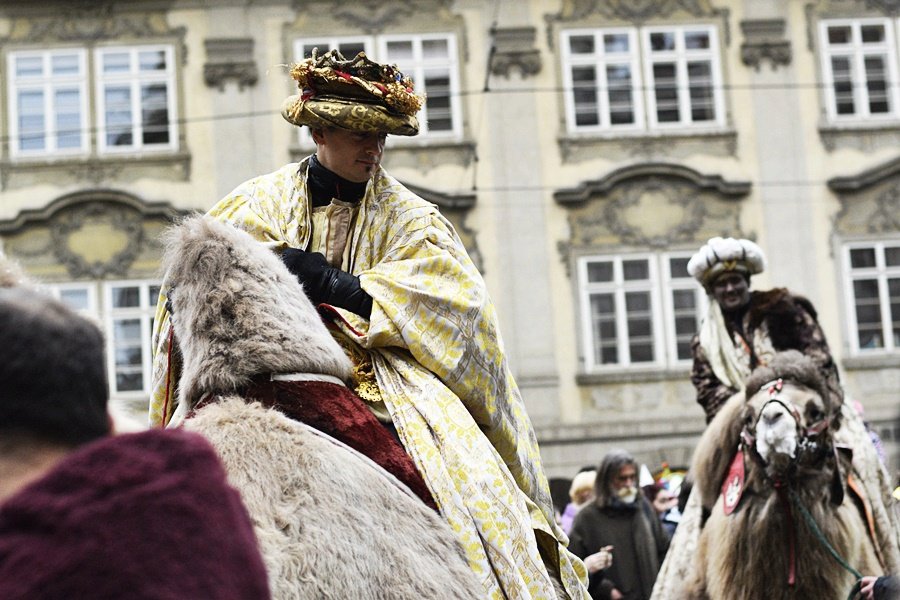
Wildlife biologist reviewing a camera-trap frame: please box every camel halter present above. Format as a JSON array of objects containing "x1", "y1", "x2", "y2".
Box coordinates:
[{"x1": 735, "y1": 378, "x2": 840, "y2": 588}]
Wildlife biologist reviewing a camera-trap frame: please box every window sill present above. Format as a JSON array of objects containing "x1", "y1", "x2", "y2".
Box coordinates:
[
  {"x1": 0, "y1": 152, "x2": 191, "y2": 190},
  {"x1": 558, "y1": 127, "x2": 737, "y2": 163},
  {"x1": 818, "y1": 120, "x2": 900, "y2": 152},
  {"x1": 576, "y1": 365, "x2": 691, "y2": 386},
  {"x1": 842, "y1": 353, "x2": 900, "y2": 371}
]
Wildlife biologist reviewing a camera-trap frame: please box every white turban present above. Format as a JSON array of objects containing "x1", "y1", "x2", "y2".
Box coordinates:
[{"x1": 687, "y1": 237, "x2": 766, "y2": 288}]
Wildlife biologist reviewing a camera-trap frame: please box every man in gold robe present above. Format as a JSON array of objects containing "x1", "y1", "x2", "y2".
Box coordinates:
[{"x1": 150, "y1": 49, "x2": 589, "y2": 599}]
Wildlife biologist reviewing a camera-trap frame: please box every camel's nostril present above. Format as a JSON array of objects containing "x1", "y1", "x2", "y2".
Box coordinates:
[{"x1": 762, "y1": 406, "x2": 784, "y2": 425}]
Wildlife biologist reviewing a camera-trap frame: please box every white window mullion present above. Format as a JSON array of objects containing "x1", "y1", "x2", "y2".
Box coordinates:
[
  {"x1": 614, "y1": 261, "x2": 629, "y2": 364},
  {"x1": 876, "y1": 246, "x2": 895, "y2": 350}
]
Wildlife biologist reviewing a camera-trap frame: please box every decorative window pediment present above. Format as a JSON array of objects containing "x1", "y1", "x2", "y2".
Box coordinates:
[
  {"x1": 829, "y1": 156, "x2": 900, "y2": 234},
  {"x1": 555, "y1": 162, "x2": 751, "y2": 249},
  {"x1": 0, "y1": 190, "x2": 184, "y2": 280}
]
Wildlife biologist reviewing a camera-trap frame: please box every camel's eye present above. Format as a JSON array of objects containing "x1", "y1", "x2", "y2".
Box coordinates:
[
  {"x1": 805, "y1": 401, "x2": 824, "y2": 423},
  {"x1": 743, "y1": 409, "x2": 756, "y2": 427}
]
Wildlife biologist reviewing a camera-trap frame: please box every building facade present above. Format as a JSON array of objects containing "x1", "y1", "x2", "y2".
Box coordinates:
[{"x1": 0, "y1": 0, "x2": 897, "y2": 479}]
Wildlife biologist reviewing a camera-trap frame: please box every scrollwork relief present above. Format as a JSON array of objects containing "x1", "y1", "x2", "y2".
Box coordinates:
[{"x1": 50, "y1": 202, "x2": 144, "y2": 279}]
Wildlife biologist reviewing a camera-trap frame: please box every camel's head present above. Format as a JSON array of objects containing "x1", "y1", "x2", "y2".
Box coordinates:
[{"x1": 740, "y1": 351, "x2": 839, "y2": 480}]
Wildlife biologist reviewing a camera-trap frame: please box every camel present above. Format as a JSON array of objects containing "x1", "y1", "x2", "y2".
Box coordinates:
[
  {"x1": 159, "y1": 215, "x2": 482, "y2": 599},
  {"x1": 683, "y1": 350, "x2": 885, "y2": 600}
]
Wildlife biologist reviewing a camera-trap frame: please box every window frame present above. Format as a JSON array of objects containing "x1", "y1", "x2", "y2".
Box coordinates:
[
  {"x1": 841, "y1": 240, "x2": 900, "y2": 355},
  {"x1": 578, "y1": 251, "x2": 704, "y2": 372},
  {"x1": 819, "y1": 17, "x2": 900, "y2": 123},
  {"x1": 641, "y1": 25, "x2": 726, "y2": 130},
  {"x1": 560, "y1": 24, "x2": 725, "y2": 134},
  {"x1": 560, "y1": 28, "x2": 645, "y2": 133},
  {"x1": 7, "y1": 48, "x2": 90, "y2": 159},
  {"x1": 104, "y1": 280, "x2": 161, "y2": 397},
  {"x1": 95, "y1": 44, "x2": 178, "y2": 155}
]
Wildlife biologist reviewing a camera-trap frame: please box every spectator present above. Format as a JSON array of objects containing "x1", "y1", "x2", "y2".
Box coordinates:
[
  {"x1": 562, "y1": 468, "x2": 597, "y2": 534},
  {"x1": 643, "y1": 483, "x2": 678, "y2": 540},
  {"x1": 0, "y1": 285, "x2": 270, "y2": 599},
  {"x1": 569, "y1": 450, "x2": 669, "y2": 600}
]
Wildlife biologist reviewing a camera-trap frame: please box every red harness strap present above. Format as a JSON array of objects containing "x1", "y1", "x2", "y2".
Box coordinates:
[{"x1": 160, "y1": 325, "x2": 175, "y2": 428}]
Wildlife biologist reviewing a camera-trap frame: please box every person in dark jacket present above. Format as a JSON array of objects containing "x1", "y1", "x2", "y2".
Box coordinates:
[
  {"x1": 568, "y1": 450, "x2": 669, "y2": 600},
  {"x1": 0, "y1": 285, "x2": 270, "y2": 599}
]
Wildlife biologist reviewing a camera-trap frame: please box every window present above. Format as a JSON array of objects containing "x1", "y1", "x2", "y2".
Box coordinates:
[
  {"x1": 48, "y1": 280, "x2": 161, "y2": 396},
  {"x1": 578, "y1": 253, "x2": 704, "y2": 370},
  {"x1": 7, "y1": 49, "x2": 89, "y2": 157},
  {"x1": 819, "y1": 19, "x2": 900, "y2": 122},
  {"x1": 6, "y1": 44, "x2": 177, "y2": 159},
  {"x1": 561, "y1": 25, "x2": 724, "y2": 133},
  {"x1": 843, "y1": 241, "x2": 900, "y2": 353},
  {"x1": 294, "y1": 33, "x2": 462, "y2": 140},
  {"x1": 96, "y1": 46, "x2": 177, "y2": 153}
]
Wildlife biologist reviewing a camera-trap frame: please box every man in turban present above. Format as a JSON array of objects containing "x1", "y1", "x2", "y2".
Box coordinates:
[
  {"x1": 150, "y1": 49, "x2": 589, "y2": 599},
  {"x1": 686, "y1": 236, "x2": 838, "y2": 422}
]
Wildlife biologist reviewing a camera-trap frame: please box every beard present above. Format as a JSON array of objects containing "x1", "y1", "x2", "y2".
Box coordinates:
[{"x1": 615, "y1": 485, "x2": 638, "y2": 505}]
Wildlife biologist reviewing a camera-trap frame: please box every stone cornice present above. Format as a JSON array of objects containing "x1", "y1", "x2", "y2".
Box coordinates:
[
  {"x1": 489, "y1": 26, "x2": 542, "y2": 79},
  {"x1": 554, "y1": 162, "x2": 751, "y2": 205},
  {"x1": 827, "y1": 154, "x2": 900, "y2": 193},
  {"x1": 740, "y1": 19, "x2": 791, "y2": 71},
  {"x1": 0, "y1": 189, "x2": 183, "y2": 233}
]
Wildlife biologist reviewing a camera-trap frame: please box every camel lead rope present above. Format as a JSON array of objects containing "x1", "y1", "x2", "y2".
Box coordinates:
[{"x1": 788, "y1": 488, "x2": 863, "y2": 600}]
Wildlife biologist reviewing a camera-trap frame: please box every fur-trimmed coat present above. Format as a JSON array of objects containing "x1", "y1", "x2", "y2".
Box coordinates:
[{"x1": 691, "y1": 288, "x2": 838, "y2": 421}]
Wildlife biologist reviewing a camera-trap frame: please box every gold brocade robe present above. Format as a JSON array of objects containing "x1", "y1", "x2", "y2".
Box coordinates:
[{"x1": 150, "y1": 159, "x2": 590, "y2": 599}]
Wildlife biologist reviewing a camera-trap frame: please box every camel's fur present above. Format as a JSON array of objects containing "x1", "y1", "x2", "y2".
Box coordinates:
[
  {"x1": 685, "y1": 350, "x2": 883, "y2": 600},
  {"x1": 160, "y1": 216, "x2": 352, "y2": 411},
  {"x1": 184, "y1": 397, "x2": 482, "y2": 599},
  {"x1": 162, "y1": 216, "x2": 482, "y2": 598}
]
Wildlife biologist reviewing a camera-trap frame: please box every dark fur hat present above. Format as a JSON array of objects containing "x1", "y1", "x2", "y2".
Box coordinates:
[{"x1": 0, "y1": 287, "x2": 109, "y2": 445}]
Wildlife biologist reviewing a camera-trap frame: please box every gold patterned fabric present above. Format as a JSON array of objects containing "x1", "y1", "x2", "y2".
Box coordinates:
[
  {"x1": 150, "y1": 159, "x2": 590, "y2": 599},
  {"x1": 281, "y1": 50, "x2": 421, "y2": 136}
]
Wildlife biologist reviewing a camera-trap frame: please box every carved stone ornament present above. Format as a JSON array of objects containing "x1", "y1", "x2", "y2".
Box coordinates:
[
  {"x1": 545, "y1": 0, "x2": 731, "y2": 46},
  {"x1": 0, "y1": 190, "x2": 185, "y2": 279},
  {"x1": 740, "y1": 19, "x2": 792, "y2": 71},
  {"x1": 864, "y1": 0, "x2": 900, "y2": 15},
  {"x1": 204, "y1": 38, "x2": 258, "y2": 91},
  {"x1": 50, "y1": 201, "x2": 145, "y2": 279},
  {"x1": 829, "y1": 156, "x2": 900, "y2": 234},
  {"x1": 555, "y1": 163, "x2": 749, "y2": 270},
  {"x1": 0, "y1": 3, "x2": 187, "y2": 61},
  {"x1": 490, "y1": 27, "x2": 542, "y2": 79},
  {"x1": 293, "y1": 0, "x2": 453, "y2": 34}
]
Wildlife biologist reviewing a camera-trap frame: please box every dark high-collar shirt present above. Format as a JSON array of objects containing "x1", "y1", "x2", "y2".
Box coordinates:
[{"x1": 308, "y1": 154, "x2": 368, "y2": 207}]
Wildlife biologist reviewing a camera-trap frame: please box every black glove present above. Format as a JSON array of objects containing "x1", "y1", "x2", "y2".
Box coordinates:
[{"x1": 280, "y1": 248, "x2": 373, "y2": 318}]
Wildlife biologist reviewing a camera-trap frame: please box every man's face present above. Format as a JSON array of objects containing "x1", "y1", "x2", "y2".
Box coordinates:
[
  {"x1": 312, "y1": 127, "x2": 387, "y2": 183},
  {"x1": 711, "y1": 271, "x2": 751, "y2": 313},
  {"x1": 611, "y1": 464, "x2": 637, "y2": 493}
]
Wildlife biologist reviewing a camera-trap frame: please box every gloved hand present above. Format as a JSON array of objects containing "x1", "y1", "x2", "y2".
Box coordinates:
[{"x1": 280, "y1": 248, "x2": 373, "y2": 318}]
